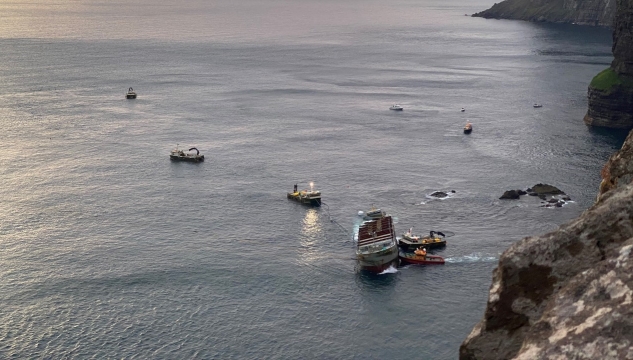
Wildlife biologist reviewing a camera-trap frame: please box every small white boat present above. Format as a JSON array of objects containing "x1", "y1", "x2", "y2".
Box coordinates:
[
  {"x1": 389, "y1": 104, "x2": 404, "y2": 111},
  {"x1": 461, "y1": 108, "x2": 465, "y2": 112},
  {"x1": 533, "y1": 103, "x2": 542, "y2": 108}
]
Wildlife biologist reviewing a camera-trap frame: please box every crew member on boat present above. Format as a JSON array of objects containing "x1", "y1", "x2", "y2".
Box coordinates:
[{"x1": 414, "y1": 247, "x2": 427, "y2": 257}]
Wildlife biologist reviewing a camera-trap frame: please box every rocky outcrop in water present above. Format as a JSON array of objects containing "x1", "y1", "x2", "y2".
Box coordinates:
[
  {"x1": 460, "y1": 182, "x2": 633, "y2": 359},
  {"x1": 472, "y1": 0, "x2": 616, "y2": 27},
  {"x1": 584, "y1": 0, "x2": 633, "y2": 129},
  {"x1": 499, "y1": 184, "x2": 568, "y2": 201}
]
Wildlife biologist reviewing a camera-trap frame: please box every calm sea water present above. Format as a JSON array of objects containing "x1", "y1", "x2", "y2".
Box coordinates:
[{"x1": 0, "y1": 0, "x2": 621, "y2": 358}]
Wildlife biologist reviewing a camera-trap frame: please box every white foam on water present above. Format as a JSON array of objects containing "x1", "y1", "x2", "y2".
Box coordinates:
[
  {"x1": 444, "y1": 253, "x2": 498, "y2": 263},
  {"x1": 379, "y1": 265, "x2": 398, "y2": 274}
]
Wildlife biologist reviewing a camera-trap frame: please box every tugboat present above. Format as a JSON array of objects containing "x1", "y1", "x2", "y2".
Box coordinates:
[
  {"x1": 169, "y1": 146, "x2": 204, "y2": 162},
  {"x1": 356, "y1": 208, "x2": 399, "y2": 272},
  {"x1": 287, "y1": 183, "x2": 321, "y2": 206},
  {"x1": 398, "y1": 229, "x2": 447, "y2": 251},
  {"x1": 399, "y1": 248, "x2": 445, "y2": 265},
  {"x1": 463, "y1": 122, "x2": 472, "y2": 134},
  {"x1": 126, "y1": 87, "x2": 137, "y2": 99}
]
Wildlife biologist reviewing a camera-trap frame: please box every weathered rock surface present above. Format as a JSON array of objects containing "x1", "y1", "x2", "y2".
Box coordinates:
[
  {"x1": 460, "y1": 183, "x2": 633, "y2": 359},
  {"x1": 430, "y1": 191, "x2": 449, "y2": 198},
  {"x1": 472, "y1": 0, "x2": 616, "y2": 27},
  {"x1": 599, "y1": 128, "x2": 633, "y2": 198},
  {"x1": 584, "y1": 0, "x2": 633, "y2": 129},
  {"x1": 500, "y1": 190, "x2": 522, "y2": 199}
]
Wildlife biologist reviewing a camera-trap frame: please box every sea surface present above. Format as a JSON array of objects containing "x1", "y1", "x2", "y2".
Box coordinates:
[{"x1": 0, "y1": 0, "x2": 622, "y2": 358}]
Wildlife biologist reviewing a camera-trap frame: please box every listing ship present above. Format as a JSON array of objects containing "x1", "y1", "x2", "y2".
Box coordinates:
[
  {"x1": 356, "y1": 209, "x2": 399, "y2": 272},
  {"x1": 287, "y1": 183, "x2": 321, "y2": 206}
]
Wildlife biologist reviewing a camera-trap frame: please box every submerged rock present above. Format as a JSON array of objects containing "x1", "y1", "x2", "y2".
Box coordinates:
[
  {"x1": 499, "y1": 190, "x2": 521, "y2": 199},
  {"x1": 430, "y1": 191, "x2": 449, "y2": 198}
]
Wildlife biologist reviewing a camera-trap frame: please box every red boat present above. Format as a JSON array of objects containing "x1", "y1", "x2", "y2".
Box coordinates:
[{"x1": 399, "y1": 250, "x2": 445, "y2": 265}]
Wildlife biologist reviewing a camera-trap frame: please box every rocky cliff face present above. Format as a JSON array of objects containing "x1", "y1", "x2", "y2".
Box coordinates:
[
  {"x1": 461, "y1": 0, "x2": 633, "y2": 358},
  {"x1": 460, "y1": 182, "x2": 633, "y2": 359},
  {"x1": 472, "y1": 0, "x2": 616, "y2": 27},
  {"x1": 584, "y1": 0, "x2": 633, "y2": 129},
  {"x1": 583, "y1": 78, "x2": 633, "y2": 129}
]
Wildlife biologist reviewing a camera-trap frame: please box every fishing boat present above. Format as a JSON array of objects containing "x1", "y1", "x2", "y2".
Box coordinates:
[
  {"x1": 399, "y1": 249, "x2": 445, "y2": 265},
  {"x1": 398, "y1": 229, "x2": 447, "y2": 251},
  {"x1": 356, "y1": 208, "x2": 399, "y2": 272},
  {"x1": 389, "y1": 104, "x2": 404, "y2": 111},
  {"x1": 463, "y1": 122, "x2": 472, "y2": 134},
  {"x1": 170, "y1": 146, "x2": 204, "y2": 162},
  {"x1": 126, "y1": 87, "x2": 137, "y2": 99},
  {"x1": 287, "y1": 182, "x2": 321, "y2": 206}
]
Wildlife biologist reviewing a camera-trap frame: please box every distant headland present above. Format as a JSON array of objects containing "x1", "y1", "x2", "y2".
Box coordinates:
[{"x1": 472, "y1": 0, "x2": 616, "y2": 27}]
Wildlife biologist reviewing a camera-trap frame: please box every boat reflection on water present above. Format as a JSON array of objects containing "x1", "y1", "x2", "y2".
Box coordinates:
[{"x1": 299, "y1": 209, "x2": 324, "y2": 265}]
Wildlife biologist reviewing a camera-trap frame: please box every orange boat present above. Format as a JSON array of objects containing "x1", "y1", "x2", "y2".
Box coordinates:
[{"x1": 399, "y1": 249, "x2": 445, "y2": 265}]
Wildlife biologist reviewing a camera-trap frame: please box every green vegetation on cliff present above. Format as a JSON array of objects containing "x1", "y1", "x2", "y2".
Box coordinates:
[{"x1": 590, "y1": 68, "x2": 633, "y2": 92}]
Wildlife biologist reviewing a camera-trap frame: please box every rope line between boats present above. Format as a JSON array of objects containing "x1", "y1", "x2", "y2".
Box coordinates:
[{"x1": 321, "y1": 202, "x2": 351, "y2": 236}]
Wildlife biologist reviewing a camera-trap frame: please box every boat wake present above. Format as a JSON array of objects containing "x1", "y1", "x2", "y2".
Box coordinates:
[
  {"x1": 444, "y1": 253, "x2": 498, "y2": 263},
  {"x1": 378, "y1": 265, "x2": 398, "y2": 274}
]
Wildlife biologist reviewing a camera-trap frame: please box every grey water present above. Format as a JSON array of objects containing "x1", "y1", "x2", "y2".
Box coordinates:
[{"x1": 0, "y1": 0, "x2": 620, "y2": 358}]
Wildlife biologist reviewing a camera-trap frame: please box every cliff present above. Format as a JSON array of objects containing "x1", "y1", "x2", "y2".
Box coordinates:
[
  {"x1": 460, "y1": 182, "x2": 633, "y2": 359},
  {"x1": 461, "y1": 0, "x2": 633, "y2": 358},
  {"x1": 584, "y1": 0, "x2": 633, "y2": 129},
  {"x1": 472, "y1": 0, "x2": 616, "y2": 27}
]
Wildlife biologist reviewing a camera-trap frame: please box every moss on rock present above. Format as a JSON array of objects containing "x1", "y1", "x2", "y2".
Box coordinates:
[{"x1": 589, "y1": 68, "x2": 633, "y2": 92}]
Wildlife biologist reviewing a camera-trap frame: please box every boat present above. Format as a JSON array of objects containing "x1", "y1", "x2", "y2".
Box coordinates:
[
  {"x1": 398, "y1": 229, "x2": 447, "y2": 251},
  {"x1": 363, "y1": 207, "x2": 386, "y2": 220},
  {"x1": 461, "y1": 107, "x2": 466, "y2": 112},
  {"x1": 126, "y1": 87, "x2": 137, "y2": 99},
  {"x1": 287, "y1": 182, "x2": 321, "y2": 206},
  {"x1": 170, "y1": 146, "x2": 204, "y2": 162},
  {"x1": 533, "y1": 103, "x2": 542, "y2": 108},
  {"x1": 389, "y1": 104, "x2": 404, "y2": 111},
  {"x1": 399, "y1": 249, "x2": 445, "y2": 265},
  {"x1": 463, "y1": 122, "x2": 472, "y2": 134},
  {"x1": 356, "y1": 208, "x2": 399, "y2": 272}
]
